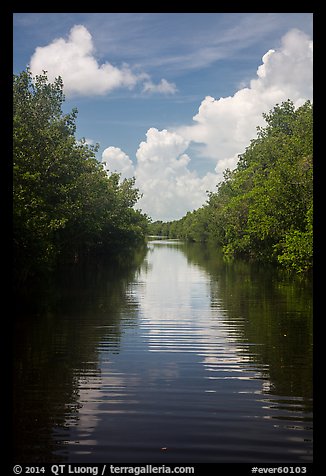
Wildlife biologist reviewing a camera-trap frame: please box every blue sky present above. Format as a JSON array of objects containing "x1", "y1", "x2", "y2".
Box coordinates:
[{"x1": 13, "y1": 13, "x2": 313, "y2": 221}]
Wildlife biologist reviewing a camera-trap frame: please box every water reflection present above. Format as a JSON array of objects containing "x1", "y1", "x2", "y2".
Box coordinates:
[
  {"x1": 13, "y1": 247, "x2": 147, "y2": 463},
  {"x1": 13, "y1": 241, "x2": 312, "y2": 463},
  {"x1": 182, "y1": 242, "x2": 312, "y2": 403}
]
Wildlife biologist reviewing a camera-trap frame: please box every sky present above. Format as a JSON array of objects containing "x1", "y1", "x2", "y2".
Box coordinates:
[{"x1": 13, "y1": 12, "x2": 313, "y2": 221}]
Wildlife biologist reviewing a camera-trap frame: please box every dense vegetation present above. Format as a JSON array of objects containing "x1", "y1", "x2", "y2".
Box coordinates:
[
  {"x1": 14, "y1": 69, "x2": 312, "y2": 280},
  {"x1": 149, "y1": 100, "x2": 313, "y2": 273},
  {"x1": 14, "y1": 70, "x2": 149, "y2": 283}
]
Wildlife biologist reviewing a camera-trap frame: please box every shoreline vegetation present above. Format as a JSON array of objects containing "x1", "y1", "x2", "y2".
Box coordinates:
[
  {"x1": 149, "y1": 100, "x2": 313, "y2": 274},
  {"x1": 14, "y1": 69, "x2": 312, "y2": 287},
  {"x1": 13, "y1": 69, "x2": 150, "y2": 285}
]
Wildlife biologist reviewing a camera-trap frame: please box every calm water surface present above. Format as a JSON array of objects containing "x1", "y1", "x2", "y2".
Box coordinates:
[{"x1": 13, "y1": 240, "x2": 313, "y2": 463}]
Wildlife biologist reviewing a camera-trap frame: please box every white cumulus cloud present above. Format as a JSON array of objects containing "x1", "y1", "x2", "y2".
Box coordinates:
[
  {"x1": 177, "y1": 28, "x2": 313, "y2": 174},
  {"x1": 134, "y1": 128, "x2": 217, "y2": 220},
  {"x1": 102, "y1": 146, "x2": 135, "y2": 180},
  {"x1": 102, "y1": 129, "x2": 216, "y2": 220},
  {"x1": 142, "y1": 78, "x2": 177, "y2": 94},
  {"x1": 29, "y1": 24, "x2": 176, "y2": 97},
  {"x1": 98, "y1": 28, "x2": 313, "y2": 222}
]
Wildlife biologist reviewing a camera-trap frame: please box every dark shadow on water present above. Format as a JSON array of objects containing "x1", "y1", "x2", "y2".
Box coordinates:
[
  {"x1": 12, "y1": 240, "x2": 313, "y2": 463},
  {"x1": 13, "y1": 244, "x2": 148, "y2": 463},
  {"x1": 180, "y1": 242, "x2": 313, "y2": 405}
]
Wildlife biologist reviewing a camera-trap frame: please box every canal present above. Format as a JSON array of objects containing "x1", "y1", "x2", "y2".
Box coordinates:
[{"x1": 13, "y1": 240, "x2": 313, "y2": 463}]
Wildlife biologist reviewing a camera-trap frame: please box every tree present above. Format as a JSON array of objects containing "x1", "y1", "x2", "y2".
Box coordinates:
[
  {"x1": 14, "y1": 69, "x2": 81, "y2": 278},
  {"x1": 14, "y1": 69, "x2": 148, "y2": 282},
  {"x1": 162, "y1": 100, "x2": 313, "y2": 272}
]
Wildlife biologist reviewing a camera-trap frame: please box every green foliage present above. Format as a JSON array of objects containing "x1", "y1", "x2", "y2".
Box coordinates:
[
  {"x1": 160, "y1": 100, "x2": 313, "y2": 273},
  {"x1": 275, "y1": 205, "x2": 313, "y2": 272},
  {"x1": 14, "y1": 69, "x2": 149, "y2": 282}
]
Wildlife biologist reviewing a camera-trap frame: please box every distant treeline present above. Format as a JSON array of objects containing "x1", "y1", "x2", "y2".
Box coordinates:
[
  {"x1": 14, "y1": 70, "x2": 149, "y2": 283},
  {"x1": 149, "y1": 100, "x2": 313, "y2": 273}
]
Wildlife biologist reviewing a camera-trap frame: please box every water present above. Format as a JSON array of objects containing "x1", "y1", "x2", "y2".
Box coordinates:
[{"x1": 13, "y1": 240, "x2": 313, "y2": 463}]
